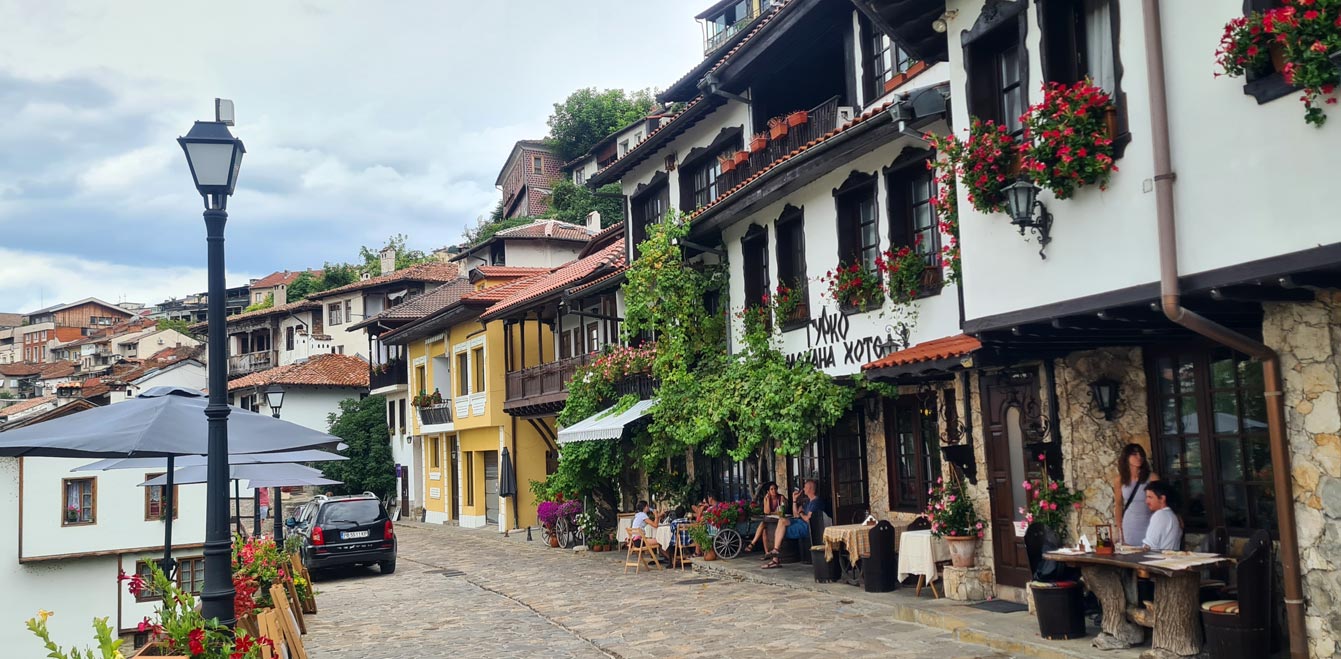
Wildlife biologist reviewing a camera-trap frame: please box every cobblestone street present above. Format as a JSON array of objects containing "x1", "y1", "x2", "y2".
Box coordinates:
[{"x1": 305, "y1": 523, "x2": 1010, "y2": 658}]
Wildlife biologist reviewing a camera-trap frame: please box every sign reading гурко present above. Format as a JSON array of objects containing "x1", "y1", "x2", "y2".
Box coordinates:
[{"x1": 784, "y1": 306, "x2": 908, "y2": 370}]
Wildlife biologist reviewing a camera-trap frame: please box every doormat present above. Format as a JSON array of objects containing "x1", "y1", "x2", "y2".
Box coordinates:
[
  {"x1": 673, "y1": 578, "x2": 717, "y2": 586},
  {"x1": 969, "y1": 600, "x2": 1028, "y2": 614}
]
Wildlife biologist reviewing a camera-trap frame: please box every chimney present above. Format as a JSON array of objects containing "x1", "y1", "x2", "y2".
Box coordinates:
[
  {"x1": 275, "y1": 284, "x2": 287, "y2": 306},
  {"x1": 586, "y1": 211, "x2": 602, "y2": 233},
  {"x1": 379, "y1": 247, "x2": 397, "y2": 276}
]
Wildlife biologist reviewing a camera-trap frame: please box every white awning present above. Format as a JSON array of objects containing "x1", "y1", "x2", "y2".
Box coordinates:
[{"x1": 557, "y1": 398, "x2": 656, "y2": 444}]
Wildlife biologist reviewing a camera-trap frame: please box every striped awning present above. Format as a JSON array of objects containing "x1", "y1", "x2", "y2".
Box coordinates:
[{"x1": 556, "y1": 398, "x2": 656, "y2": 444}]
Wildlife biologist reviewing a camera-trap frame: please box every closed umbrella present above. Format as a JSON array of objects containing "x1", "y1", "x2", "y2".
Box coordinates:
[{"x1": 499, "y1": 446, "x2": 518, "y2": 530}]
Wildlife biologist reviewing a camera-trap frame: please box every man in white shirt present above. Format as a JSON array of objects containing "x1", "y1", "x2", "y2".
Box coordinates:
[
  {"x1": 631, "y1": 500, "x2": 663, "y2": 555},
  {"x1": 1141, "y1": 480, "x2": 1182, "y2": 551}
]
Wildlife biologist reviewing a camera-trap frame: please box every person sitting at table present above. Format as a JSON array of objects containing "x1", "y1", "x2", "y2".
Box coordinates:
[
  {"x1": 631, "y1": 500, "x2": 665, "y2": 558},
  {"x1": 761, "y1": 479, "x2": 825, "y2": 569},
  {"x1": 1113, "y1": 443, "x2": 1158, "y2": 546},
  {"x1": 1141, "y1": 480, "x2": 1182, "y2": 551},
  {"x1": 691, "y1": 493, "x2": 719, "y2": 521},
  {"x1": 745, "y1": 481, "x2": 782, "y2": 553}
]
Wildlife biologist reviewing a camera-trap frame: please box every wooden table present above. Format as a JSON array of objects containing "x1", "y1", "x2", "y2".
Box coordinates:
[
  {"x1": 822, "y1": 523, "x2": 883, "y2": 585},
  {"x1": 1045, "y1": 550, "x2": 1230, "y2": 659}
]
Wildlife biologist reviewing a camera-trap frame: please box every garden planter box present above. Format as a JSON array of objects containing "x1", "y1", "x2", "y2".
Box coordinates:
[
  {"x1": 749, "y1": 136, "x2": 768, "y2": 153},
  {"x1": 129, "y1": 642, "x2": 188, "y2": 658},
  {"x1": 769, "y1": 123, "x2": 788, "y2": 140},
  {"x1": 733, "y1": 151, "x2": 749, "y2": 166},
  {"x1": 720, "y1": 158, "x2": 736, "y2": 173},
  {"x1": 786, "y1": 110, "x2": 809, "y2": 127}
]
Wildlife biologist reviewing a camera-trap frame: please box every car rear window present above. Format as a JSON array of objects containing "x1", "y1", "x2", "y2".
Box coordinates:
[{"x1": 316, "y1": 499, "x2": 383, "y2": 525}]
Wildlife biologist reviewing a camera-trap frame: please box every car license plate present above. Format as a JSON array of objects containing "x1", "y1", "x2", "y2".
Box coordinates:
[{"x1": 341, "y1": 530, "x2": 369, "y2": 539}]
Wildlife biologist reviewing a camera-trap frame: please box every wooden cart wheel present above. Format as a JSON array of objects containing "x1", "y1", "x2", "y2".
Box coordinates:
[{"x1": 714, "y1": 528, "x2": 742, "y2": 559}]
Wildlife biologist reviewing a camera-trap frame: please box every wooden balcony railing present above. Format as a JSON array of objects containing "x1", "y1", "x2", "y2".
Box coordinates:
[
  {"x1": 718, "y1": 96, "x2": 843, "y2": 193},
  {"x1": 370, "y1": 358, "x2": 408, "y2": 390},
  {"x1": 227, "y1": 350, "x2": 274, "y2": 377},
  {"x1": 504, "y1": 353, "x2": 597, "y2": 408},
  {"x1": 418, "y1": 403, "x2": 453, "y2": 426}
]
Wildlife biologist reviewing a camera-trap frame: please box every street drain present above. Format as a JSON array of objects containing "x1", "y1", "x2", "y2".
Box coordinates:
[
  {"x1": 431, "y1": 569, "x2": 466, "y2": 578},
  {"x1": 674, "y1": 578, "x2": 716, "y2": 585}
]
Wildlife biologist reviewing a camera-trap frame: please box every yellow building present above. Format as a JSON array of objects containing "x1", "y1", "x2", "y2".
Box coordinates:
[{"x1": 383, "y1": 269, "x2": 553, "y2": 531}]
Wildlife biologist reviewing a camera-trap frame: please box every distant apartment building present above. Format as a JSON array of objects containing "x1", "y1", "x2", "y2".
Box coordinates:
[
  {"x1": 17, "y1": 299, "x2": 134, "y2": 364},
  {"x1": 496, "y1": 141, "x2": 564, "y2": 219}
]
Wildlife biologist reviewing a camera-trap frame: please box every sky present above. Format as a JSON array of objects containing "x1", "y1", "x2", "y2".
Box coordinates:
[{"x1": 0, "y1": 1, "x2": 704, "y2": 313}]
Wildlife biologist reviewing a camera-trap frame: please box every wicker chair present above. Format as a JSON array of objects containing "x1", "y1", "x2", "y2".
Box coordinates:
[{"x1": 1201, "y1": 530, "x2": 1271, "y2": 659}]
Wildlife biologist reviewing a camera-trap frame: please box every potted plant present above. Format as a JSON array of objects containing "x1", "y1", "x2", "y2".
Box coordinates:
[
  {"x1": 772, "y1": 280, "x2": 804, "y2": 322},
  {"x1": 768, "y1": 116, "x2": 789, "y2": 140},
  {"x1": 1023, "y1": 452, "x2": 1084, "y2": 541},
  {"x1": 687, "y1": 524, "x2": 714, "y2": 560},
  {"x1": 749, "y1": 132, "x2": 769, "y2": 153},
  {"x1": 537, "y1": 500, "x2": 561, "y2": 547},
  {"x1": 924, "y1": 119, "x2": 1018, "y2": 215},
  {"x1": 65, "y1": 505, "x2": 79, "y2": 523},
  {"x1": 786, "y1": 109, "x2": 809, "y2": 127},
  {"x1": 719, "y1": 153, "x2": 736, "y2": 174},
  {"x1": 1019, "y1": 80, "x2": 1117, "y2": 200},
  {"x1": 733, "y1": 150, "x2": 749, "y2": 167},
  {"x1": 1218, "y1": 6, "x2": 1341, "y2": 125},
  {"x1": 926, "y1": 475, "x2": 983, "y2": 568},
  {"x1": 820, "y1": 260, "x2": 886, "y2": 310},
  {"x1": 876, "y1": 243, "x2": 928, "y2": 305}
]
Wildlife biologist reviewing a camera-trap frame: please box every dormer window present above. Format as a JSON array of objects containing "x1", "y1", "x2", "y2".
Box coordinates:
[{"x1": 861, "y1": 16, "x2": 912, "y2": 102}]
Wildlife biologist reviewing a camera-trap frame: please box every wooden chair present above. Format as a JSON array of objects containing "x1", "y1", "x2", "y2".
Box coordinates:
[
  {"x1": 1198, "y1": 526, "x2": 1231, "y2": 601},
  {"x1": 623, "y1": 527, "x2": 662, "y2": 574},
  {"x1": 1201, "y1": 530, "x2": 1271, "y2": 659},
  {"x1": 672, "y1": 522, "x2": 699, "y2": 570}
]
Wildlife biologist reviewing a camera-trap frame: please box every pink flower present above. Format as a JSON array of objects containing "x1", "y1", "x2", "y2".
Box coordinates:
[
  {"x1": 1022, "y1": 481, "x2": 1032, "y2": 491},
  {"x1": 948, "y1": 495, "x2": 957, "y2": 502},
  {"x1": 975, "y1": 522, "x2": 984, "y2": 530},
  {"x1": 1048, "y1": 482, "x2": 1059, "y2": 491},
  {"x1": 1073, "y1": 502, "x2": 1083, "y2": 510},
  {"x1": 1037, "y1": 453, "x2": 1046, "y2": 462}
]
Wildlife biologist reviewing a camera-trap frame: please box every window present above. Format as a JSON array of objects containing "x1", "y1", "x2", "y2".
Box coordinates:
[
  {"x1": 774, "y1": 207, "x2": 808, "y2": 327},
  {"x1": 886, "y1": 152, "x2": 942, "y2": 292},
  {"x1": 238, "y1": 394, "x2": 259, "y2": 413},
  {"x1": 456, "y1": 352, "x2": 470, "y2": 396},
  {"x1": 574, "y1": 169, "x2": 585, "y2": 185},
  {"x1": 861, "y1": 17, "x2": 913, "y2": 100},
  {"x1": 619, "y1": 140, "x2": 630, "y2": 157},
  {"x1": 965, "y1": 10, "x2": 1028, "y2": 135},
  {"x1": 741, "y1": 225, "x2": 770, "y2": 312},
  {"x1": 285, "y1": 326, "x2": 295, "y2": 351},
  {"x1": 586, "y1": 322, "x2": 600, "y2": 354},
  {"x1": 1147, "y1": 346, "x2": 1271, "y2": 535},
  {"x1": 689, "y1": 156, "x2": 723, "y2": 211},
  {"x1": 465, "y1": 452, "x2": 475, "y2": 506},
  {"x1": 532, "y1": 155, "x2": 543, "y2": 174},
  {"x1": 887, "y1": 397, "x2": 942, "y2": 512},
  {"x1": 177, "y1": 557, "x2": 205, "y2": 595},
  {"x1": 387, "y1": 399, "x2": 397, "y2": 432},
  {"x1": 630, "y1": 180, "x2": 669, "y2": 255},
  {"x1": 344, "y1": 300, "x2": 353, "y2": 323},
  {"x1": 398, "y1": 398, "x2": 407, "y2": 433},
  {"x1": 133, "y1": 560, "x2": 166, "y2": 601},
  {"x1": 328, "y1": 302, "x2": 343, "y2": 326},
  {"x1": 834, "y1": 171, "x2": 881, "y2": 277},
  {"x1": 472, "y1": 347, "x2": 485, "y2": 393},
  {"x1": 144, "y1": 473, "x2": 178, "y2": 521},
  {"x1": 62, "y1": 478, "x2": 95, "y2": 525},
  {"x1": 429, "y1": 437, "x2": 441, "y2": 469},
  {"x1": 1038, "y1": 0, "x2": 1126, "y2": 149}
]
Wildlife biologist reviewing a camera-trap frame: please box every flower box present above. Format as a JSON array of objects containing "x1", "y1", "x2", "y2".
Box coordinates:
[
  {"x1": 129, "y1": 642, "x2": 188, "y2": 658},
  {"x1": 733, "y1": 150, "x2": 749, "y2": 166},
  {"x1": 786, "y1": 110, "x2": 809, "y2": 127},
  {"x1": 768, "y1": 117, "x2": 789, "y2": 140},
  {"x1": 749, "y1": 134, "x2": 768, "y2": 153},
  {"x1": 719, "y1": 154, "x2": 736, "y2": 173}
]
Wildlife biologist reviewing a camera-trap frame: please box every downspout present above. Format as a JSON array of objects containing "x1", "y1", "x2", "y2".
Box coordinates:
[{"x1": 1143, "y1": 2, "x2": 1307, "y2": 656}]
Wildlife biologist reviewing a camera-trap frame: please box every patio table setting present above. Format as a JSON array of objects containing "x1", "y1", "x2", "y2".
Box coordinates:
[{"x1": 897, "y1": 529, "x2": 950, "y2": 592}]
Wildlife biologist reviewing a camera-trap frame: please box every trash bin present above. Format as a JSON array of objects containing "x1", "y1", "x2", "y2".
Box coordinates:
[
  {"x1": 811, "y1": 545, "x2": 840, "y2": 583},
  {"x1": 864, "y1": 520, "x2": 898, "y2": 593}
]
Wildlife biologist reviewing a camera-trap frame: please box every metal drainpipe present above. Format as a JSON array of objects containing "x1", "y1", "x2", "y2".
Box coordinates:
[{"x1": 1142, "y1": 1, "x2": 1307, "y2": 656}]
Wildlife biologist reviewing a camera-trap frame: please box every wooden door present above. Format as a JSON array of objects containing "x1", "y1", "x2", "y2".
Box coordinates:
[
  {"x1": 828, "y1": 409, "x2": 869, "y2": 525},
  {"x1": 980, "y1": 370, "x2": 1045, "y2": 588}
]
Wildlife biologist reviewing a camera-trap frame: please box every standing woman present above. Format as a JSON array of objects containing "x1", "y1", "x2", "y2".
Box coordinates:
[{"x1": 1114, "y1": 443, "x2": 1158, "y2": 545}]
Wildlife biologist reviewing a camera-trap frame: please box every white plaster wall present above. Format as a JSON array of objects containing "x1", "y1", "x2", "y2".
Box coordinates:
[
  {"x1": 113, "y1": 362, "x2": 206, "y2": 403},
  {"x1": 505, "y1": 241, "x2": 585, "y2": 269},
  {"x1": 19, "y1": 457, "x2": 207, "y2": 560},
  {"x1": 256, "y1": 387, "x2": 359, "y2": 434},
  {"x1": 944, "y1": 0, "x2": 1341, "y2": 323},
  {"x1": 719, "y1": 137, "x2": 963, "y2": 377},
  {"x1": 124, "y1": 329, "x2": 198, "y2": 359},
  {"x1": 277, "y1": 312, "x2": 331, "y2": 366},
  {"x1": 619, "y1": 100, "x2": 755, "y2": 213},
  {"x1": 312, "y1": 292, "x2": 367, "y2": 358}
]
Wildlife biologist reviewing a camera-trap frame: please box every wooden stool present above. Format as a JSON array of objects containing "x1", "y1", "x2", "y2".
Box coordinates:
[{"x1": 624, "y1": 528, "x2": 661, "y2": 574}]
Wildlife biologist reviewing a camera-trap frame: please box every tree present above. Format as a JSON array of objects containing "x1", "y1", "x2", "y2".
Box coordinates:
[
  {"x1": 319, "y1": 262, "x2": 359, "y2": 290},
  {"x1": 0, "y1": 392, "x2": 13, "y2": 400},
  {"x1": 547, "y1": 180, "x2": 625, "y2": 228},
  {"x1": 357, "y1": 234, "x2": 434, "y2": 278},
  {"x1": 545, "y1": 87, "x2": 657, "y2": 162},
  {"x1": 156, "y1": 318, "x2": 192, "y2": 334},
  {"x1": 243, "y1": 293, "x2": 273, "y2": 313},
  {"x1": 323, "y1": 395, "x2": 396, "y2": 500},
  {"x1": 285, "y1": 271, "x2": 321, "y2": 300}
]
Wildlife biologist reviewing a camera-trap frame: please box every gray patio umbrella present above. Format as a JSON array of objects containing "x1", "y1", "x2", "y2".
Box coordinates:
[
  {"x1": 141, "y1": 463, "x2": 339, "y2": 488},
  {"x1": 499, "y1": 446, "x2": 518, "y2": 529},
  {"x1": 0, "y1": 387, "x2": 343, "y2": 458},
  {"x1": 72, "y1": 449, "x2": 349, "y2": 472}
]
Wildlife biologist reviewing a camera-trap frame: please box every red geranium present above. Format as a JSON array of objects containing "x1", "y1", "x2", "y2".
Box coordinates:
[{"x1": 1020, "y1": 80, "x2": 1117, "y2": 199}]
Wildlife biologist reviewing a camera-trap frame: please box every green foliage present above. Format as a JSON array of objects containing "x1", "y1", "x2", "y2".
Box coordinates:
[
  {"x1": 358, "y1": 234, "x2": 435, "y2": 278},
  {"x1": 243, "y1": 293, "x2": 274, "y2": 313},
  {"x1": 0, "y1": 391, "x2": 15, "y2": 400},
  {"x1": 545, "y1": 87, "x2": 657, "y2": 162},
  {"x1": 548, "y1": 180, "x2": 625, "y2": 227},
  {"x1": 155, "y1": 318, "x2": 192, "y2": 334},
  {"x1": 323, "y1": 395, "x2": 396, "y2": 500},
  {"x1": 25, "y1": 612, "x2": 121, "y2": 659},
  {"x1": 319, "y1": 262, "x2": 359, "y2": 290},
  {"x1": 462, "y1": 215, "x2": 539, "y2": 246},
  {"x1": 539, "y1": 439, "x2": 628, "y2": 503},
  {"x1": 285, "y1": 271, "x2": 322, "y2": 300}
]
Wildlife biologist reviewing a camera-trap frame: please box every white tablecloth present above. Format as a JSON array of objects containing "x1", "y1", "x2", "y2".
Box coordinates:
[{"x1": 897, "y1": 529, "x2": 951, "y2": 582}]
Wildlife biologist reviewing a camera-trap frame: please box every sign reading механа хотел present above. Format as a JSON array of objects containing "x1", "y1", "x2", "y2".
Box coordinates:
[{"x1": 783, "y1": 306, "x2": 909, "y2": 370}]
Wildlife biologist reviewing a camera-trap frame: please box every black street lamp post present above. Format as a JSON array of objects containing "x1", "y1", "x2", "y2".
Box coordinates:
[
  {"x1": 265, "y1": 384, "x2": 286, "y2": 541},
  {"x1": 178, "y1": 101, "x2": 245, "y2": 627}
]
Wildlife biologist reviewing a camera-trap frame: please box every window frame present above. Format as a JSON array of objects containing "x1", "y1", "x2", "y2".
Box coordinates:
[
  {"x1": 1036, "y1": 0, "x2": 1130, "y2": 157},
  {"x1": 833, "y1": 171, "x2": 882, "y2": 311},
  {"x1": 456, "y1": 351, "x2": 470, "y2": 396},
  {"x1": 532, "y1": 155, "x2": 543, "y2": 175},
  {"x1": 429, "y1": 436, "x2": 441, "y2": 469},
  {"x1": 886, "y1": 395, "x2": 943, "y2": 513},
  {"x1": 471, "y1": 346, "x2": 485, "y2": 393},
  {"x1": 328, "y1": 302, "x2": 343, "y2": 326},
  {"x1": 629, "y1": 177, "x2": 669, "y2": 256},
  {"x1": 860, "y1": 16, "x2": 913, "y2": 101},
  {"x1": 62, "y1": 477, "x2": 96, "y2": 526},
  {"x1": 740, "y1": 224, "x2": 771, "y2": 320},
  {"x1": 773, "y1": 205, "x2": 809, "y2": 330},
  {"x1": 143, "y1": 472, "x2": 179, "y2": 522},
  {"x1": 884, "y1": 150, "x2": 943, "y2": 297},
  {"x1": 963, "y1": 3, "x2": 1030, "y2": 136}
]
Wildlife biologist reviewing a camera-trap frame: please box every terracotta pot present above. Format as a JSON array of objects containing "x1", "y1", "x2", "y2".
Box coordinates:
[
  {"x1": 786, "y1": 110, "x2": 809, "y2": 127},
  {"x1": 1006, "y1": 151, "x2": 1024, "y2": 177},
  {"x1": 733, "y1": 150, "x2": 749, "y2": 166},
  {"x1": 720, "y1": 158, "x2": 736, "y2": 173},
  {"x1": 769, "y1": 123, "x2": 788, "y2": 140},
  {"x1": 945, "y1": 536, "x2": 977, "y2": 568},
  {"x1": 549, "y1": 535, "x2": 559, "y2": 548},
  {"x1": 750, "y1": 136, "x2": 768, "y2": 153},
  {"x1": 704, "y1": 549, "x2": 718, "y2": 561},
  {"x1": 1269, "y1": 42, "x2": 1287, "y2": 74},
  {"x1": 1104, "y1": 105, "x2": 1119, "y2": 141}
]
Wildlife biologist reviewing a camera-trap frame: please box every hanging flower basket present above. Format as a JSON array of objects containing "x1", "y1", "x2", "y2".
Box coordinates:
[
  {"x1": 750, "y1": 133, "x2": 769, "y2": 153},
  {"x1": 768, "y1": 116, "x2": 789, "y2": 140},
  {"x1": 1020, "y1": 80, "x2": 1117, "y2": 200},
  {"x1": 820, "y1": 260, "x2": 885, "y2": 310},
  {"x1": 1217, "y1": 7, "x2": 1341, "y2": 126},
  {"x1": 786, "y1": 110, "x2": 809, "y2": 127},
  {"x1": 925, "y1": 119, "x2": 1018, "y2": 215}
]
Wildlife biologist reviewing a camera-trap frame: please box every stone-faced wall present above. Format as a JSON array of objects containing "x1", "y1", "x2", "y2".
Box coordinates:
[
  {"x1": 1051, "y1": 348, "x2": 1152, "y2": 544},
  {"x1": 865, "y1": 384, "x2": 955, "y2": 527},
  {"x1": 1263, "y1": 292, "x2": 1341, "y2": 659}
]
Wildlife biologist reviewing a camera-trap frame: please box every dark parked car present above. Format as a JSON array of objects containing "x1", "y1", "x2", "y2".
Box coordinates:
[{"x1": 288, "y1": 493, "x2": 396, "y2": 574}]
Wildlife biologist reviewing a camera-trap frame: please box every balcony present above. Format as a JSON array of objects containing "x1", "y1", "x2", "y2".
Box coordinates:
[
  {"x1": 370, "y1": 358, "x2": 408, "y2": 391},
  {"x1": 717, "y1": 97, "x2": 844, "y2": 193},
  {"x1": 227, "y1": 350, "x2": 274, "y2": 377},
  {"x1": 418, "y1": 403, "x2": 453, "y2": 427},
  {"x1": 701, "y1": 0, "x2": 773, "y2": 55},
  {"x1": 502, "y1": 353, "x2": 599, "y2": 415}
]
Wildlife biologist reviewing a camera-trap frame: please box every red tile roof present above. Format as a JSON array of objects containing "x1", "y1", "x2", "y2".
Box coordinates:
[
  {"x1": 566, "y1": 265, "x2": 627, "y2": 298},
  {"x1": 474, "y1": 265, "x2": 552, "y2": 279},
  {"x1": 480, "y1": 243, "x2": 627, "y2": 320},
  {"x1": 349, "y1": 280, "x2": 477, "y2": 330},
  {"x1": 0, "y1": 363, "x2": 43, "y2": 377},
  {"x1": 308, "y1": 261, "x2": 460, "y2": 299},
  {"x1": 662, "y1": 0, "x2": 792, "y2": 100},
  {"x1": 0, "y1": 313, "x2": 23, "y2": 328},
  {"x1": 0, "y1": 395, "x2": 57, "y2": 417},
  {"x1": 494, "y1": 220, "x2": 594, "y2": 243},
  {"x1": 862, "y1": 334, "x2": 981, "y2": 372},
  {"x1": 227, "y1": 353, "x2": 369, "y2": 392},
  {"x1": 691, "y1": 100, "x2": 896, "y2": 221},
  {"x1": 147, "y1": 345, "x2": 203, "y2": 363},
  {"x1": 192, "y1": 299, "x2": 320, "y2": 332},
  {"x1": 462, "y1": 274, "x2": 550, "y2": 305},
  {"x1": 251, "y1": 269, "x2": 322, "y2": 290},
  {"x1": 37, "y1": 361, "x2": 77, "y2": 380}
]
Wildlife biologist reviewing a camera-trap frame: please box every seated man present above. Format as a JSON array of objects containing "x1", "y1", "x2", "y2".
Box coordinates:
[
  {"x1": 762, "y1": 478, "x2": 825, "y2": 569},
  {"x1": 1141, "y1": 480, "x2": 1182, "y2": 551},
  {"x1": 631, "y1": 500, "x2": 666, "y2": 558}
]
